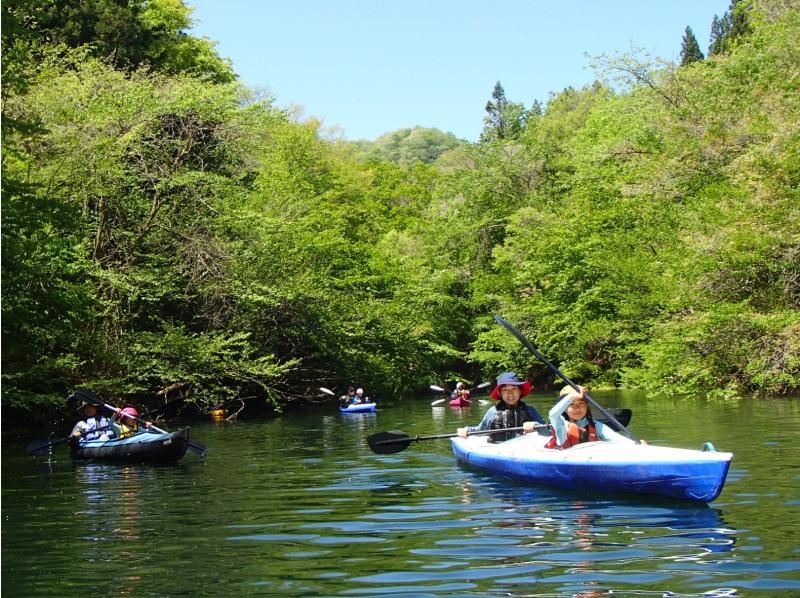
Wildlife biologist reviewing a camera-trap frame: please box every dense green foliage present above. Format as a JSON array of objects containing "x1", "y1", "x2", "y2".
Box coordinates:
[
  {"x1": 1, "y1": 0, "x2": 235, "y2": 83},
  {"x1": 2, "y1": 0, "x2": 798, "y2": 423},
  {"x1": 349, "y1": 127, "x2": 465, "y2": 164}
]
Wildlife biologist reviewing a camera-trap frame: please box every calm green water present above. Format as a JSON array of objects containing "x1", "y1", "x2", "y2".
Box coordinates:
[{"x1": 3, "y1": 392, "x2": 800, "y2": 597}]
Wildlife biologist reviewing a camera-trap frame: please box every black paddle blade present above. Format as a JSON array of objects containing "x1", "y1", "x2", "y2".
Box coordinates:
[
  {"x1": 598, "y1": 408, "x2": 632, "y2": 431},
  {"x1": 367, "y1": 430, "x2": 412, "y2": 454},
  {"x1": 25, "y1": 436, "x2": 69, "y2": 456},
  {"x1": 188, "y1": 439, "x2": 207, "y2": 457}
]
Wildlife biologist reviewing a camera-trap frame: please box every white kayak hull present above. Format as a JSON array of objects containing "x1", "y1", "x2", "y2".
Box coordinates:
[{"x1": 451, "y1": 433, "x2": 732, "y2": 503}]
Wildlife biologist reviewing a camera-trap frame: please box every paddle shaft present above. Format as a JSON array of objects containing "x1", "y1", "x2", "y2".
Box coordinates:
[
  {"x1": 74, "y1": 390, "x2": 207, "y2": 455},
  {"x1": 430, "y1": 385, "x2": 447, "y2": 405},
  {"x1": 28, "y1": 436, "x2": 71, "y2": 454},
  {"x1": 81, "y1": 393, "x2": 168, "y2": 434},
  {"x1": 433, "y1": 381, "x2": 489, "y2": 394},
  {"x1": 371, "y1": 424, "x2": 548, "y2": 447},
  {"x1": 431, "y1": 381, "x2": 489, "y2": 405},
  {"x1": 26, "y1": 423, "x2": 117, "y2": 456},
  {"x1": 493, "y1": 316, "x2": 640, "y2": 443}
]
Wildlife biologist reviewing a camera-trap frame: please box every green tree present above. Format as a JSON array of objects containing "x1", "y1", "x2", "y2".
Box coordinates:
[
  {"x1": 680, "y1": 26, "x2": 705, "y2": 65},
  {"x1": 708, "y1": 14, "x2": 729, "y2": 56},
  {"x1": 480, "y1": 81, "x2": 528, "y2": 142},
  {"x1": 708, "y1": 0, "x2": 753, "y2": 56},
  {"x1": 3, "y1": 0, "x2": 799, "y2": 424},
  {"x1": 351, "y1": 127, "x2": 464, "y2": 164},
  {"x1": 1, "y1": 54, "x2": 287, "y2": 414},
  {"x1": 467, "y1": 7, "x2": 799, "y2": 395},
  {"x1": 1, "y1": 0, "x2": 235, "y2": 82}
]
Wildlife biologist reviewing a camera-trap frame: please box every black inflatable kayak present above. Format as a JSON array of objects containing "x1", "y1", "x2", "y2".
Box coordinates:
[{"x1": 70, "y1": 428, "x2": 190, "y2": 463}]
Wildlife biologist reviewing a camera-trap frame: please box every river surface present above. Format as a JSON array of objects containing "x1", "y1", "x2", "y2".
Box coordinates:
[{"x1": 3, "y1": 391, "x2": 800, "y2": 597}]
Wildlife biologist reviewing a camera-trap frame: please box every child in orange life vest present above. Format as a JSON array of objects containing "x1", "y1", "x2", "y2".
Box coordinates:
[{"x1": 546, "y1": 385, "x2": 637, "y2": 449}]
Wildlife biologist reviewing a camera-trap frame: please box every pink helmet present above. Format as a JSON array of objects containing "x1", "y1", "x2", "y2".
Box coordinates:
[{"x1": 119, "y1": 406, "x2": 140, "y2": 420}]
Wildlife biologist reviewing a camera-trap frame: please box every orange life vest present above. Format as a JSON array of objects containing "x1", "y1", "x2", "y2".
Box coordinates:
[{"x1": 545, "y1": 420, "x2": 599, "y2": 449}]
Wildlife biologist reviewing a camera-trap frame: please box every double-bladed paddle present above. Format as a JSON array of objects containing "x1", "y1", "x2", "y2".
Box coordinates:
[
  {"x1": 322, "y1": 386, "x2": 375, "y2": 406},
  {"x1": 368, "y1": 424, "x2": 550, "y2": 454},
  {"x1": 26, "y1": 435, "x2": 73, "y2": 456},
  {"x1": 321, "y1": 386, "x2": 349, "y2": 407},
  {"x1": 493, "y1": 315, "x2": 640, "y2": 443},
  {"x1": 430, "y1": 381, "x2": 491, "y2": 406},
  {"x1": 430, "y1": 385, "x2": 447, "y2": 406},
  {"x1": 73, "y1": 389, "x2": 208, "y2": 456},
  {"x1": 25, "y1": 425, "x2": 114, "y2": 456}
]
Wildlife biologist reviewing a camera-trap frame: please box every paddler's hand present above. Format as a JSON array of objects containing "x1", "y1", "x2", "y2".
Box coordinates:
[
  {"x1": 522, "y1": 421, "x2": 536, "y2": 434},
  {"x1": 457, "y1": 427, "x2": 469, "y2": 438}
]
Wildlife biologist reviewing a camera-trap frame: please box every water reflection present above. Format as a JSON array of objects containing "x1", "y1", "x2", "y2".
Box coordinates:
[
  {"x1": 462, "y1": 482, "x2": 740, "y2": 595},
  {"x1": 71, "y1": 464, "x2": 150, "y2": 595}
]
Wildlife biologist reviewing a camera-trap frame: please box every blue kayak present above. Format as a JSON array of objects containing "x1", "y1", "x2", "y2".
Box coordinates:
[
  {"x1": 451, "y1": 433, "x2": 732, "y2": 503},
  {"x1": 339, "y1": 402, "x2": 377, "y2": 413},
  {"x1": 70, "y1": 429, "x2": 190, "y2": 463}
]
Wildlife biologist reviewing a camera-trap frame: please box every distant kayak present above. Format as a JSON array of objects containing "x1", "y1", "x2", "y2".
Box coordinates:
[
  {"x1": 451, "y1": 433, "x2": 732, "y2": 503},
  {"x1": 339, "y1": 402, "x2": 377, "y2": 413},
  {"x1": 70, "y1": 429, "x2": 190, "y2": 463},
  {"x1": 448, "y1": 397, "x2": 472, "y2": 407}
]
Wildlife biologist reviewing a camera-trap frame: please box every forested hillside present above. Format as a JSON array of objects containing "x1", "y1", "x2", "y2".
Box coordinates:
[{"x1": 2, "y1": 0, "x2": 798, "y2": 423}]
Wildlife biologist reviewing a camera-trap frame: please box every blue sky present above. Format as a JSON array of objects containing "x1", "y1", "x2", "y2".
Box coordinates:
[{"x1": 187, "y1": 0, "x2": 731, "y2": 141}]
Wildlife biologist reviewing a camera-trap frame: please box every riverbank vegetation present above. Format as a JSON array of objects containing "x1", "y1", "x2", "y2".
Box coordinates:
[{"x1": 2, "y1": 0, "x2": 798, "y2": 422}]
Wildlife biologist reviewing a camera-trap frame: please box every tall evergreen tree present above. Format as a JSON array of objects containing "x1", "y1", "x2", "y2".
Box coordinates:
[
  {"x1": 728, "y1": 0, "x2": 752, "y2": 41},
  {"x1": 680, "y1": 26, "x2": 705, "y2": 66},
  {"x1": 480, "y1": 81, "x2": 528, "y2": 142},
  {"x1": 708, "y1": 0, "x2": 752, "y2": 56},
  {"x1": 482, "y1": 81, "x2": 509, "y2": 141},
  {"x1": 708, "y1": 14, "x2": 728, "y2": 56}
]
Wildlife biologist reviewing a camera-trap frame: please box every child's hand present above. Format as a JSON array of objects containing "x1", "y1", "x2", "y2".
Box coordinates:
[
  {"x1": 457, "y1": 427, "x2": 469, "y2": 438},
  {"x1": 522, "y1": 421, "x2": 536, "y2": 434}
]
